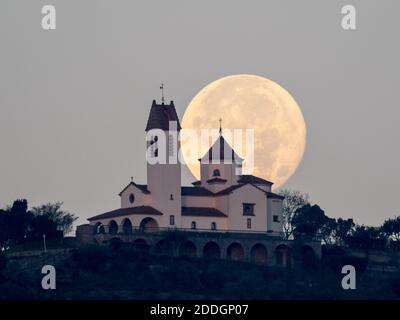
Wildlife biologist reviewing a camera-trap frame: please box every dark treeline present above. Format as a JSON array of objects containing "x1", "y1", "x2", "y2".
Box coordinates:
[
  {"x1": 0, "y1": 199, "x2": 77, "y2": 250},
  {"x1": 279, "y1": 189, "x2": 400, "y2": 251}
]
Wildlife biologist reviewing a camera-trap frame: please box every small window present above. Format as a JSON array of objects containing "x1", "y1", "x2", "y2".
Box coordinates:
[
  {"x1": 169, "y1": 215, "x2": 175, "y2": 226},
  {"x1": 273, "y1": 215, "x2": 280, "y2": 222},
  {"x1": 191, "y1": 221, "x2": 196, "y2": 229},
  {"x1": 211, "y1": 222, "x2": 217, "y2": 230},
  {"x1": 129, "y1": 193, "x2": 135, "y2": 204},
  {"x1": 243, "y1": 203, "x2": 255, "y2": 216},
  {"x1": 247, "y1": 218, "x2": 252, "y2": 229},
  {"x1": 170, "y1": 194, "x2": 174, "y2": 200},
  {"x1": 213, "y1": 169, "x2": 221, "y2": 177},
  {"x1": 154, "y1": 148, "x2": 158, "y2": 157}
]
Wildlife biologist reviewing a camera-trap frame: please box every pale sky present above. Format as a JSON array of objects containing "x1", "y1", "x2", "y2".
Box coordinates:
[{"x1": 0, "y1": 0, "x2": 399, "y2": 230}]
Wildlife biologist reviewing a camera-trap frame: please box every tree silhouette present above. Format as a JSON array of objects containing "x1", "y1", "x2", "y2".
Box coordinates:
[
  {"x1": 28, "y1": 215, "x2": 60, "y2": 240},
  {"x1": 381, "y1": 216, "x2": 400, "y2": 242},
  {"x1": 0, "y1": 200, "x2": 77, "y2": 248},
  {"x1": 0, "y1": 200, "x2": 31, "y2": 246},
  {"x1": 278, "y1": 189, "x2": 310, "y2": 240},
  {"x1": 31, "y1": 202, "x2": 77, "y2": 235},
  {"x1": 292, "y1": 204, "x2": 328, "y2": 241},
  {"x1": 345, "y1": 225, "x2": 386, "y2": 259},
  {"x1": 333, "y1": 218, "x2": 355, "y2": 246}
]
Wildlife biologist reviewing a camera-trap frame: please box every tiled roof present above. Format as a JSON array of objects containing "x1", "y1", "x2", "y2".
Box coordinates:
[
  {"x1": 119, "y1": 182, "x2": 150, "y2": 196},
  {"x1": 145, "y1": 100, "x2": 181, "y2": 131},
  {"x1": 181, "y1": 186, "x2": 214, "y2": 196},
  {"x1": 247, "y1": 184, "x2": 285, "y2": 200},
  {"x1": 88, "y1": 206, "x2": 163, "y2": 221},
  {"x1": 182, "y1": 184, "x2": 284, "y2": 200},
  {"x1": 200, "y1": 135, "x2": 243, "y2": 163},
  {"x1": 213, "y1": 183, "x2": 284, "y2": 200},
  {"x1": 238, "y1": 175, "x2": 273, "y2": 185},
  {"x1": 206, "y1": 177, "x2": 227, "y2": 184},
  {"x1": 181, "y1": 207, "x2": 227, "y2": 217},
  {"x1": 214, "y1": 184, "x2": 245, "y2": 195},
  {"x1": 266, "y1": 192, "x2": 285, "y2": 200},
  {"x1": 117, "y1": 178, "x2": 282, "y2": 200}
]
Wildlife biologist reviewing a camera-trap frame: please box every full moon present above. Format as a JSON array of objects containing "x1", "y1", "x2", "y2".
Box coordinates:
[{"x1": 181, "y1": 74, "x2": 306, "y2": 189}]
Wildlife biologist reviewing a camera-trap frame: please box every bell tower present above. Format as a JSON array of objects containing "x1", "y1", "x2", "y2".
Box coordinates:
[{"x1": 145, "y1": 99, "x2": 181, "y2": 228}]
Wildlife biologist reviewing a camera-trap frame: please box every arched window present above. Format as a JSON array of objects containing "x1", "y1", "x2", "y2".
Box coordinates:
[
  {"x1": 150, "y1": 136, "x2": 158, "y2": 158},
  {"x1": 98, "y1": 225, "x2": 105, "y2": 234},
  {"x1": 213, "y1": 169, "x2": 221, "y2": 177},
  {"x1": 95, "y1": 223, "x2": 105, "y2": 234},
  {"x1": 191, "y1": 221, "x2": 197, "y2": 229},
  {"x1": 122, "y1": 218, "x2": 133, "y2": 234},
  {"x1": 129, "y1": 193, "x2": 135, "y2": 204},
  {"x1": 211, "y1": 222, "x2": 217, "y2": 230},
  {"x1": 109, "y1": 220, "x2": 118, "y2": 235}
]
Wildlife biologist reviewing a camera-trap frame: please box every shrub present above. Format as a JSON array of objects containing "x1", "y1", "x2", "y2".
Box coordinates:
[
  {"x1": 325, "y1": 254, "x2": 368, "y2": 274},
  {"x1": 201, "y1": 261, "x2": 235, "y2": 291},
  {"x1": 72, "y1": 245, "x2": 111, "y2": 272},
  {"x1": 0, "y1": 251, "x2": 6, "y2": 281},
  {"x1": 391, "y1": 278, "x2": 400, "y2": 297}
]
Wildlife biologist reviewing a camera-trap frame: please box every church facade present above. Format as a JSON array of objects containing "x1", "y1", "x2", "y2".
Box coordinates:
[{"x1": 86, "y1": 99, "x2": 285, "y2": 236}]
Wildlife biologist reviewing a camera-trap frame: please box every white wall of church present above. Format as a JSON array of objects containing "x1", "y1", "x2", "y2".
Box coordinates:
[
  {"x1": 89, "y1": 214, "x2": 164, "y2": 232},
  {"x1": 227, "y1": 184, "x2": 267, "y2": 232},
  {"x1": 267, "y1": 198, "x2": 283, "y2": 233},
  {"x1": 214, "y1": 195, "x2": 229, "y2": 215},
  {"x1": 181, "y1": 195, "x2": 216, "y2": 208},
  {"x1": 181, "y1": 216, "x2": 228, "y2": 231},
  {"x1": 200, "y1": 162, "x2": 239, "y2": 193},
  {"x1": 206, "y1": 182, "x2": 228, "y2": 193},
  {"x1": 147, "y1": 130, "x2": 182, "y2": 228},
  {"x1": 120, "y1": 184, "x2": 147, "y2": 208},
  {"x1": 181, "y1": 195, "x2": 230, "y2": 218}
]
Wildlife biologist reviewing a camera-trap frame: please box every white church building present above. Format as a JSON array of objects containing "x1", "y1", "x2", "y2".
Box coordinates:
[{"x1": 87, "y1": 99, "x2": 285, "y2": 237}]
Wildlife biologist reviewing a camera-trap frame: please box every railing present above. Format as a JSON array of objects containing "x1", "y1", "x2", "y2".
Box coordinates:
[{"x1": 96, "y1": 226, "x2": 284, "y2": 240}]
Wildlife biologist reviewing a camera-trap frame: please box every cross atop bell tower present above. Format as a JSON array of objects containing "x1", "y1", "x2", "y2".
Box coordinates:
[{"x1": 160, "y1": 83, "x2": 165, "y2": 104}]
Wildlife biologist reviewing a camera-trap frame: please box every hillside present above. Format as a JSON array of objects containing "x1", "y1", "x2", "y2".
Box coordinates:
[{"x1": 1, "y1": 244, "x2": 400, "y2": 300}]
